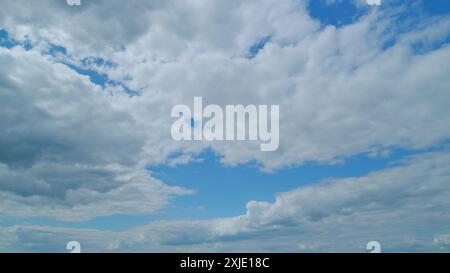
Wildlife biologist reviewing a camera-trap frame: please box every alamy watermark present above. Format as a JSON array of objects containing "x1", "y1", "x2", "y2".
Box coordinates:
[
  {"x1": 171, "y1": 97, "x2": 280, "y2": 152},
  {"x1": 366, "y1": 241, "x2": 382, "y2": 253},
  {"x1": 66, "y1": 241, "x2": 81, "y2": 253}
]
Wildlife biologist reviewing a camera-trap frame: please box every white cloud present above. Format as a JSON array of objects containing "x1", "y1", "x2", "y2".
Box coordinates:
[
  {"x1": 0, "y1": 46, "x2": 193, "y2": 220},
  {"x1": 0, "y1": 0, "x2": 449, "y2": 248},
  {"x1": 109, "y1": 148, "x2": 450, "y2": 252},
  {"x1": 1, "y1": 149, "x2": 450, "y2": 252},
  {"x1": 2, "y1": 1, "x2": 450, "y2": 170}
]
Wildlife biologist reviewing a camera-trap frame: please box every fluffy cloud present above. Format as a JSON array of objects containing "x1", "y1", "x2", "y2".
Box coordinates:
[
  {"x1": 1, "y1": 149, "x2": 449, "y2": 252},
  {"x1": 128, "y1": 149, "x2": 450, "y2": 252},
  {"x1": 0, "y1": 46, "x2": 192, "y2": 220},
  {"x1": 2, "y1": 1, "x2": 450, "y2": 170},
  {"x1": 0, "y1": 0, "x2": 450, "y2": 251}
]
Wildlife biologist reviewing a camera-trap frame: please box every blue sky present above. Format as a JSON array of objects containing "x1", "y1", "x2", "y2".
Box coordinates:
[
  {"x1": 1, "y1": 0, "x2": 450, "y2": 252},
  {"x1": 151, "y1": 148, "x2": 415, "y2": 219},
  {"x1": 0, "y1": 144, "x2": 443, "y2": 232}
]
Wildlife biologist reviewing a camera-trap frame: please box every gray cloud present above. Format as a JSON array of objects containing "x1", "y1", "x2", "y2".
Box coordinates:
[{"x1": 0, "y1": 47, "x2": 192, "y2": 220}]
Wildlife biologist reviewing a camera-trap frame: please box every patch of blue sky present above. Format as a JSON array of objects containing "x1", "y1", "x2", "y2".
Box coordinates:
[
  {"x1": 1, "y1": 145, "x2": 448, "y2": 233},
  {"x1": 380, "y1": 1, "x2": 450, "y2": 52},
  {"x1": 411, "y1": 1, "x2": 450, "y2": 53},
  {"x1": 0, "y1": 28, "x2": 32, "y2": 50},
  {"x1": 66, "y1": 62, "x2": 140, "y2": 96},
  {"x1": 0, "y1": 29, "x2": 19, "y2": 49},
  {"x1": 64, "y1": 62, "x2": 110, "y2": 87},
  {"x1": 248, "y1": 36, "x2": 271, "y2": 59},
  {"x1": 420, "y1": 0, "x2": 450, "y2": 16},
  {"x1": 308, "y1": 0, "x2": 450, "y2": 53},
  {"x1": 0, "y1": 33, "x2": 123, "y2": 91},
  {"x1": 410, "y1": 35, "x2": 450, "y2": 54},
  {"x1": 308, "y1": 0, "x2": 450, "y2": 28},
  {"x1": 4, "y1": 143, "x2": 446, "y2": 232},
  {"x1": 48, "y1": 43, "x2": 67, "y2": 56},
  {"x1": 0, "y1": 146, "x2": 423, "y2": 231},
  {"x1": 148, "y1": 143, "x2": 447, "y2": 220},
  {"x1": 307, "y1": 0, "x2": 368, "y2": 27},
  {"x1": 45, "y1": 43, "x2": 140, "y2": 95}
]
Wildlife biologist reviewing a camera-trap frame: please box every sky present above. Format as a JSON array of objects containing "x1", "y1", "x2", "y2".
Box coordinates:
[{"x1": 0, "y1": 0, "x2": 450, "y2": 252}]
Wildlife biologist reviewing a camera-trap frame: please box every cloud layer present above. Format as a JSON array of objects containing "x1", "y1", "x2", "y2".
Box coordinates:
[
  {"x1": 1, "y1": 149, "x2": 450, "y2": 252},
  {"x1": 0, "y1": 0, "x2": 449, "y2": 251}
]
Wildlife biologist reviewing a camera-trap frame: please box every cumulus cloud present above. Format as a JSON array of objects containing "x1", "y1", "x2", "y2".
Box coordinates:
[
  {"x1": 0, "y1": 46, "x2": 192, "y2": 220},
  {"x1": 2, "y1": 1, "x2": 450, "y2": 170},
  {"x1": 0, "y1": 0, "x2": 449, "y2": 251},
  {"x1": 128, "y1": 149, "x2": 450, "y2": 252},
  {"x1": 1, "y1": 149, "x2": 449, "y2": 252}
]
